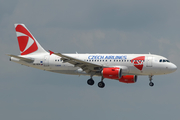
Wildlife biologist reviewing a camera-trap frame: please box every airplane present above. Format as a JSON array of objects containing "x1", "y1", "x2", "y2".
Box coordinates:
[{"x1": 8, "y1": 24, "x2": 177, "y2": 88}]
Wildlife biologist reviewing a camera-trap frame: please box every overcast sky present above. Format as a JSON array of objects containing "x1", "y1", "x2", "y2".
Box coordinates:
[{"x1": 0, "y1": 0, "x2": 180, "y2": 120}]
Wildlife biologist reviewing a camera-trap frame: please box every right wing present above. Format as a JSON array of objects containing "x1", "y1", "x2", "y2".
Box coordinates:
[{"x1": 53, "y1": 52, "x2": 105, "y2": 73}]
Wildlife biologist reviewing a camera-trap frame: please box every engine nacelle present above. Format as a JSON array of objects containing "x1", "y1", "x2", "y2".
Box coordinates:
[
  {"x1": 119, "y1": 75, "x2": 137, "y2": 83},
  {"x1": 102, "y1": 67, "x2": 122, "y2": 79}
]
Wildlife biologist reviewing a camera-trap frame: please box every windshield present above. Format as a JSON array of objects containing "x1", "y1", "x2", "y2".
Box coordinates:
[{"x1": 159, "y1": 59, "x2": 170, "y2": 63}]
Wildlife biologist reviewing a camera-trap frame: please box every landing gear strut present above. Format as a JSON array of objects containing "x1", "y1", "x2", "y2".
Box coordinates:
[
  {"x1": 98, "y1": 77, "x2": 105, "y2": 88},
  {"x1": 149, "y1": 75, "x2": 154, "y2": 87},
  {"x1": 87, "y1": 73, "x2": 95, "y2": 86}
]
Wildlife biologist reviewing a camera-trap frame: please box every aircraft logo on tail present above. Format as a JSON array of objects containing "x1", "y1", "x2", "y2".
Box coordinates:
[{"x1": 15, "y1": 24, "x2": 38, "y2": 55}]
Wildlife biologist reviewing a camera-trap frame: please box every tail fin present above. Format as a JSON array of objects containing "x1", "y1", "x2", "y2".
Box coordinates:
[{"x1": 15, "y1": 24, "x2": 48, "y2": 55}]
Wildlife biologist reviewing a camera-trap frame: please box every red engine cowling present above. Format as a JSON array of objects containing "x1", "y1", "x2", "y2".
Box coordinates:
[
  {"x1": 102, "y1": 67, "x2": 122, "y2": 79},
  {"x1": 119, "y1": 75, "x2": 137, "y2": 83}
]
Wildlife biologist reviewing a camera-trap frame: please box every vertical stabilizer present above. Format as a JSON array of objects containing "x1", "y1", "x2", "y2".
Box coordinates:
[{"x1": 14, "y1": 24, "x2": 48, "y2": 55}]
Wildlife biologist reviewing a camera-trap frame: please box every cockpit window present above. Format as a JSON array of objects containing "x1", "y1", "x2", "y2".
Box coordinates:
[{"x1": 159, "y1": 59, "x2": 170, "y2": 63}]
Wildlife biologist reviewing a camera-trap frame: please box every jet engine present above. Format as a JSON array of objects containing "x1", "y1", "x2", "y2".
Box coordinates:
[
  {"x1": 118, "y1": 75, "x2": 137, "y2": 83},
  {"x1": 102, "y1": 67, "x2": 122, "y2": 79}
]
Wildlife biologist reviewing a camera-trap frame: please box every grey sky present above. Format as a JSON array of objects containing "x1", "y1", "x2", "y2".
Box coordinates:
[{"x1": 0, "y1": 0, "x2": 180, "y2": 120}]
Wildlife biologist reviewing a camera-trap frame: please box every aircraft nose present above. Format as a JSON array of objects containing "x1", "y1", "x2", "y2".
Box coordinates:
[{"x1": 169, "y1": 63, "x2": 177, "y2": 72}]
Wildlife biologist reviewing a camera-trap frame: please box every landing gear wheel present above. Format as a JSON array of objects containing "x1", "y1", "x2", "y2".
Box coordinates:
[
  {"x1": 98, "y1": 82, "x2": 105, "y2": 88},
  {"x1": 148, "y1": 75, "x2": 154, "y2": 87},
  {"x1": 87, "y1": 79, "x2": 94, "y2": 86},
  {"x1": 149, "y1": 82, "x2": 154, "y2": 87}
]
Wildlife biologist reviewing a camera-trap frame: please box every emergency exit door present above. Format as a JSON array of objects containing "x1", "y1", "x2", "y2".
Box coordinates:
[{"x1": 146, "y1": 57, "x2": 153, "y2": 67}]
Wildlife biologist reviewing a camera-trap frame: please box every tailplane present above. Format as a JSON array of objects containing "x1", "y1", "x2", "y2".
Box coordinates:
[{"x1": 15, "y1": 24, "x2": 48, "y2": 55}]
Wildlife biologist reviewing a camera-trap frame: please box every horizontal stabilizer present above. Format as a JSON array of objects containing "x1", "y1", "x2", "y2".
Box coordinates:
[{"x1": 7, "y1": 54, "x2": 34, "y2": 63}]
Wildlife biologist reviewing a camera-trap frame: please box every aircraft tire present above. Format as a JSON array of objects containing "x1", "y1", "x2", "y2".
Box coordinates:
[
  {"x1": 98, "y1": 82, "x2": 105, "y2": 88},
  {"x1": 149, "y1": 82, "x2": 154, "y2": 87},
  {"x1": 87, "y1": 79, "x2": 94, "y2": 86}
]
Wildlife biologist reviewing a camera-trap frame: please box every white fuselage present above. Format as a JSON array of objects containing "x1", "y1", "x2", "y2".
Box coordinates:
[{"x1": 10, "y1": 53, "x2": 177, "y2": 76}]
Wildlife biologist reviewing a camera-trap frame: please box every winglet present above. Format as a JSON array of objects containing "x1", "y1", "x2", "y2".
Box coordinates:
[{"x1": 49, "y1": 50, "x2": 54, "y2": 55}]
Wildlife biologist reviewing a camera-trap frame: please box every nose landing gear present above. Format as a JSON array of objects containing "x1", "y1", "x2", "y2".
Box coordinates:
[
  {"x1": 149, "y1": 75, "x2": 154, "y2": 87},
  {"x1": 149, "y1": 82, "x2": 154, "y2": 86}
]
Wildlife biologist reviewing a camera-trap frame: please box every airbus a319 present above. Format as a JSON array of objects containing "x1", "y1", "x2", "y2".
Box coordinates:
[{"x1": 8, "y1": 24, "x2": 177, "y2": 88}]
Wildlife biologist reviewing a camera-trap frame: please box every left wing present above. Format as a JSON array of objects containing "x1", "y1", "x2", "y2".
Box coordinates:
[{"x1": 53, "y1": 52, "x2": 104, "y2": 73}]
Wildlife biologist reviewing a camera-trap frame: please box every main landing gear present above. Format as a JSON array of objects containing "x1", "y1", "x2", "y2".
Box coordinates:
[
  {"x1": 87, "y1": 78, "x2": 94, "y2": 85},
  {"x1": 87, "y1": 77, "x2": 105, "y2": 88},
  {"x1": 98, "y1": 77, "x2": 105, "y2": 88},
  {"x1": 149, "y1": 75, "x2": 154, "y2": 87}
]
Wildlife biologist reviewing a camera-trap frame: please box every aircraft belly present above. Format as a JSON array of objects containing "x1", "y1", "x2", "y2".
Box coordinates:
[
  {"x1": 129, "y1": 67, "x2": 162, "y2": 75},
  {"x1": 48, "y1": 69, "x2": 88, "y2": 75}
]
